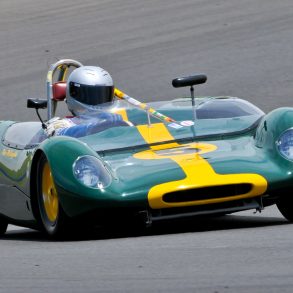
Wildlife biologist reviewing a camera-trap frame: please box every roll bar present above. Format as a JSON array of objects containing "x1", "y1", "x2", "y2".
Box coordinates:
[{"x1": 46, "y1": 59, "x2": 83, "y2": 120}]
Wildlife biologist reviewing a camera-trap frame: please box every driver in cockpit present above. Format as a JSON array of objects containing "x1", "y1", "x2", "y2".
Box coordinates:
[{"x1": 46, "y1": 66, "x2": 128, "y2": 138}]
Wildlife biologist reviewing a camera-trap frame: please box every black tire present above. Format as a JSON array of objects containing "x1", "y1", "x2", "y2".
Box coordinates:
[
  {"x1": 0, "y1": 218, "x2": 8, "y2": 236},
  {"x1": 36, "y1": 154, "x2": 70, "y2": 238},
  {"x1": 276, "y1": 195, "x2": 293, "y2": 222}
]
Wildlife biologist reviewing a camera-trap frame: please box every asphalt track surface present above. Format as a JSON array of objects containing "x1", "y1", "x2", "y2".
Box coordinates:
[{"x1": 1, "y1": 1, "x2": 293, "y2": 292}]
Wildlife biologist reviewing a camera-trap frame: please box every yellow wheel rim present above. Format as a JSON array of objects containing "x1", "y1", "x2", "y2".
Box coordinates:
[{"x1": 42, "y1": 162, "x2": 59, "y2": 223}]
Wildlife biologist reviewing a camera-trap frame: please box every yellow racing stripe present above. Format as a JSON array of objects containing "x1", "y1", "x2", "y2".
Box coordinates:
[
  {"x1": 136, "y1": 123, "x2": 178, "y2": 150},
  {"x1": 135, "y1": 123, "x2": 268, "y2": 209},
  {"x1": 111, "y1": 108, "x2": 129, "y2": 122}
]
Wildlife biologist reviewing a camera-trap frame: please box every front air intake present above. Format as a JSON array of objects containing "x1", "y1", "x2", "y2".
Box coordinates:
[{"x1": 163, "y1": 184, "x2": 252, "y2": 203}]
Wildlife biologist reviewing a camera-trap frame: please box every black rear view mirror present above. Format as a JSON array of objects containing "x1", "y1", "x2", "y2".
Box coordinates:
[
  {"x1": 27, "y1": 98, "x2": 48, "y2": 109},
  {"x1": 27, "y1": 99, "x2": 48, "y2": 129},
  {"x1": 172, "y1": 74, "x2": 207, "y2": 88},
  {"x1": 172, "y1": 74, "x2": 208, "y2": 123}
]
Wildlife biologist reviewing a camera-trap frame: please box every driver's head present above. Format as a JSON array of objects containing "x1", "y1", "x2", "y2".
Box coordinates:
[{"x1": 66, "y1": 66, "x2": 114, "y2": 116}]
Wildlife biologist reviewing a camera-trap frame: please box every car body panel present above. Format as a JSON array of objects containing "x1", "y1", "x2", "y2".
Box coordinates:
[{"x1": 0, "y1": 95, "x2": 293, "y2": 228}]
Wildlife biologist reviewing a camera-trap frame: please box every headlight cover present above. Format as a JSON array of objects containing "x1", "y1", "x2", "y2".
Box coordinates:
[
  {"x1": 276, "y1": 128, "x2": 293, "y2": 160},
  {"x1": 73, "y1": 155, "x2": 112, "y2": 189}
]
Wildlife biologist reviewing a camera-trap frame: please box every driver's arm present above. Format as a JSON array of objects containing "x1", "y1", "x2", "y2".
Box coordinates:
[{"x1": 56, "y1": 118, "x2": 129, "y2": 138}]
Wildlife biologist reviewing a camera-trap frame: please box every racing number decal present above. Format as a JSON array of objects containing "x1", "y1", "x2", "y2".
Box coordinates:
[
  {"x1": 1, "y1": 149, "x2": 17, "y2": 158},
  {"x1": 135, "y1": 123, "x2": 268, "y2": 209}
]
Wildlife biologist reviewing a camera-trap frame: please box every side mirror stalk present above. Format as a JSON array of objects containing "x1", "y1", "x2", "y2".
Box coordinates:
[
  {"x1": 190, "y1": 85, "x2": 197, "y2": 122},
  {"x1": 36, "y1": 108, "x2": 47, "y2": 129},
  {"x1": 172, "y1": 74, "x2": 207, "y2": 124},
  {"x1": 27, "y1": 98, "x2": 48, "y2": 129}
]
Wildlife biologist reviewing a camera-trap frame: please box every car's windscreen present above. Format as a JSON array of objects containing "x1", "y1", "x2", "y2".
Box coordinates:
[
  {"x1": 5, "y1": 98, "x2": 264, "y2": 150},
  {"x1": 195, "y1": 98, "x2": 264, "y2": 119},
  {"x1": 80, "y1": 98, "x2": 265, "y2": 152},
  {"x1": 3, "y1": 122, "x2": 45, "y2": 149}
]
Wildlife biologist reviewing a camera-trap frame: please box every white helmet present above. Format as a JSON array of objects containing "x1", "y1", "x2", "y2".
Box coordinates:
[{"x1": 66, "y1": 66, "x2": 114, "y2": 116}]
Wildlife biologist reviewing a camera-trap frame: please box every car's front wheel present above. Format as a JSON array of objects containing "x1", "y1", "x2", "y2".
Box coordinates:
[
  {"x1": 36, "y1": 155, "x2": 70, "y2": 238},
  {"x1": 276, "y1": 194, "x2": 293, "y2": 222},
  {"x1": 0, "y1": 218, "x2": 8, "y2": 236}
]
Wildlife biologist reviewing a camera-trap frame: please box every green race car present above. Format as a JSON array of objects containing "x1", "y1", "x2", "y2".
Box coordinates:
[{"x1": 0, "y1": 59, "x2": 292, "y2": 237}]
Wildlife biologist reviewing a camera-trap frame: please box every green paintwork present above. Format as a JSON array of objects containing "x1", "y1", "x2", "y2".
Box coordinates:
[{"x1": 0, "y1": 97, "x2": 293, "y2": 228}]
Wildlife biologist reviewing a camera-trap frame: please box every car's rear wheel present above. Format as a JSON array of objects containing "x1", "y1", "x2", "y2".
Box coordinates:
[
  {"x1": 36, "y1": 155, "x2": 70, "y2": 237},
  {"x1": 276, "y1": 194, "x2": 293, "y2": 222},
  {"x1": 0, "y1": 218, "x2": 8, "y2": 236}
]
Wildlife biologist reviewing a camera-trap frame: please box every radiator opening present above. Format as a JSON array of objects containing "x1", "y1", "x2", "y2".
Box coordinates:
[{"x1": 163, "y1": 184, "x2": 252, "y2": 203}]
